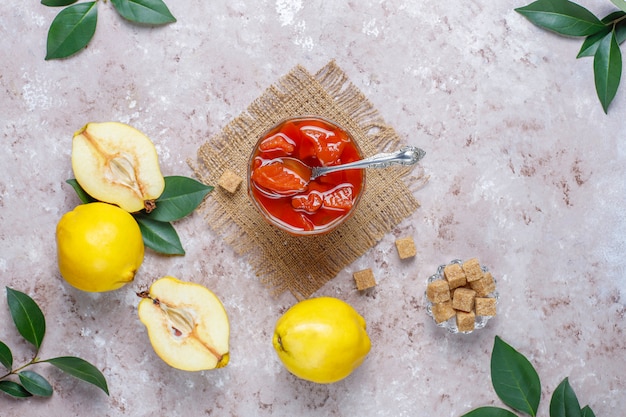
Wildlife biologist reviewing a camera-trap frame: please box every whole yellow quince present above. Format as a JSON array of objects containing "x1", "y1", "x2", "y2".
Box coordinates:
[
  {"x1": 56, "y1": 202, "x2": 144, "y2": 292},
  {"x1": 272, "y1": 297, "x2": 371, "y2": 384}
]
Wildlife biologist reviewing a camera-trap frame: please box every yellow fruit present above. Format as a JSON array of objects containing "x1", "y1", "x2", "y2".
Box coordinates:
[
  {"x1": 272, "y1": 297, "x2": 371, "y2": 383},
  {"x1": 72, "y1": 122, "x2": 165, "y2": 213},
  {"x1": 137, "y1": 277, "x2": 230, "y2": 371},
  {"x1": 56, "y1": 202, "x2": 144, "y2": 292}
]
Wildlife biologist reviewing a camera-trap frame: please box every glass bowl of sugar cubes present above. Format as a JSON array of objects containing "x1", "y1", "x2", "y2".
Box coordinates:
[{"x1": 425, "y1": 258, "x2": 498, "y2": 334}]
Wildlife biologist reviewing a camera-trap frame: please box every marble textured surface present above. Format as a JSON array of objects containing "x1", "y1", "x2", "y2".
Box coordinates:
[{"x1": 1, "y1": 0, "x2": 625, "y2": 416}]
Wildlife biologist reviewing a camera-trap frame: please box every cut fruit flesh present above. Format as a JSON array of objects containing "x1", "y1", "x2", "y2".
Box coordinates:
[
  {"x1": 138, "y1": 277, "x2": 230, "y2": 371},
  {"x1": 72, "y1": 122, "x2": 165, "y2": 213}
]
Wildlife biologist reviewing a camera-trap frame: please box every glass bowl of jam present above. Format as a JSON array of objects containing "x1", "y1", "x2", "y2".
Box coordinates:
[{"x1": 247, "y1": 116, "x2": 365, "y2": 236}]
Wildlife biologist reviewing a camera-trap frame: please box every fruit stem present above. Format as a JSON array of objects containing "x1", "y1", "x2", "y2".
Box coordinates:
[
  {"x1": 0, "y1": 357, "x2": 41, "y2": 380},
  {"x1": 144, "y1": 199, "x2": 157, "y2": 213}
]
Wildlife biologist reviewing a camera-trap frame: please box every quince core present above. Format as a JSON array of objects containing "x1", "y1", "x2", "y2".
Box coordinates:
[
  {"x1": 138, "y1": 276, "x2": 230, "y2": 371},
  {"x1": 72, "y1": 122, "x2": 165, "y2": 213}
]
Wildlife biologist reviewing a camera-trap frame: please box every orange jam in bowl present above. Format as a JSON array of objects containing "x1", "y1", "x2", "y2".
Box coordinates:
[{"x1": 248, "y1": 116, "x2": 365, "y2": 236}]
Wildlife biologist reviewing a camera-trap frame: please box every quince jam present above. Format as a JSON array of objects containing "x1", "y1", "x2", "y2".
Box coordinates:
[{"x1": 248, "y1": 117, "x2": 364, "y2": 235}]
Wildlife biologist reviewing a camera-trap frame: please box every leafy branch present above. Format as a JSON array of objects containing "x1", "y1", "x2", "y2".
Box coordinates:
[
  {"x1": 460, "y1": 336, "x2": 595, "y2": 417},
  {"x1": 66, "y1": 176, "x2": 213, "y2": 255},
  {"x1": 42, "y1": 0, "x2": 176, "y2": 60},
  {"x1": 1, "y1": 288, "x2": 108, "y2": 398},
  {"x1": 516, "y1": 0, "x2": 626, "y2": 113}
]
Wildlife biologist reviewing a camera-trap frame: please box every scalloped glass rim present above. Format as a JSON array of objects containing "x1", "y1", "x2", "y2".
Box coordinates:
[{"x1": 425, "y1": 259, "x2": 499, "y2": 334}]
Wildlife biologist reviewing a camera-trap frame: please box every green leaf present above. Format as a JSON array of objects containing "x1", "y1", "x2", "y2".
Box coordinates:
[
  {"x1": 6, "y1": 287, "x2": 46, "y2": 350},
  {"x1": 46, "y1": 2, "x2": 98, "y2": 60},
  {"x1": 491, "y1": 336, "x2": 541, "y2": 416},
  {"x1": 577, "y1": 27, "x2": 611, "y2": 58},
  {"x1": 19, "y1": 371, "x2": 53, "y2": 397},
  {"x1": 149, "y1": 176, "x2": 213, "y2": 222},
  {"x1": 581, "y1": 405, "x2": 596, "y2": 417},
  {"x1": 612, "y1": 19, "x2": 626, "y2": 44},
  {"x1": 593, "y1": 30, "x2": 622, "y2": 113},
  {"x1": 550, "y1": 377, "x2": 582, "y2": 417},
  {"x1": 578, "y1": 12, "x2": 626, "y2": 58},
  {"x1": 610, "y1": 0, "x2": 626, "y2": 14},
  {"x1": 0, "y1": 380, "x2": 32, "y2": 398},
  {"x1": 66, "y1": 179, "x2": 97, "y2": 204},
  {"x1": 515, "y1": 0, "x2": 605, "y2": 36},
  {"x1": 44, "y1": 356, "x2": 109, "y2": 395},
  {"x1": 41, "y1": 0, "x2": 78, "y2": 6},
  {"x1": 110, "y1": 0, "x2": 176, "y2": 24},
  {"x1": 134, "y1": 214, "x2": 185, "y2": 255},
  {"x1": 460, "y1": 406, "x2": 519, "y2": 417},
  {"x1": 0, "y1": 340, "x2": 12, "y2": 370}
]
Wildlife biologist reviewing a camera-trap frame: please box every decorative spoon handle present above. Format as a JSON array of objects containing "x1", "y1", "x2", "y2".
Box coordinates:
[{"x1": 310, "y1": 146, "x2": 426, "y2": 180}]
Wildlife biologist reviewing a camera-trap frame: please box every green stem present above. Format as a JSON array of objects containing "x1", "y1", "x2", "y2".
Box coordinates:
[
  {"x1": 612, "y1": 14, "x2": 626, "y2": 28},
  {"x1": 0, "y1": 357, "x2": 41, "y2": 380}
]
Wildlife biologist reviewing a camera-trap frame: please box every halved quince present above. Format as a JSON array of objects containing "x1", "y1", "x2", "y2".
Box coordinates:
[
  {"x1": 72, "y1": 122, "x2": 165, "y2": 213},
  {"x1": 137, "y1": 276, "x2": 230, "y2": 371}
]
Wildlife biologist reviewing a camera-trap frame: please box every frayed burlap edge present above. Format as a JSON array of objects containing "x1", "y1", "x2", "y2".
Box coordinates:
[{"x1": 190, "y1": 60, "x2": 428, "y2": 300}]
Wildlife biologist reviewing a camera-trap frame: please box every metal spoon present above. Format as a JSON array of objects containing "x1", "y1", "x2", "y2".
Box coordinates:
[
  {"x1": 252, "y1": 146, "x2": 426, "y2": 197},
  {"x1": 303, "y1": 145, "x2": 426, "y2": 182}
]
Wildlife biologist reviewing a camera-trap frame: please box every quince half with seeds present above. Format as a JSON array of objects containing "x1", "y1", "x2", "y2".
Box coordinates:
[
  {"x1": 138, "y1": 276, "x2": 230, "y2": 371},
  {"x1": 72, "y1": 122, "x2": 165, "y2": 213}
]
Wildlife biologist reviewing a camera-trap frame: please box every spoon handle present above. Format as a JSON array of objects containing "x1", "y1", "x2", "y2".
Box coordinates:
[{"x1": 310, "y1": 146, "x2": 426, "y2": 180}]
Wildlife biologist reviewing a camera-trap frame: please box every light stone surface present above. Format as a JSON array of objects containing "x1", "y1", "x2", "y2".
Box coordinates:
[{"x1": 1, "y1": 0, "x2": 625, "y2": 416}]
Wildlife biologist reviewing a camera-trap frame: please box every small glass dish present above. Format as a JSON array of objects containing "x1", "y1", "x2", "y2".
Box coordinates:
[{"x1": 425, "y1": 259, "x2": 499, "y2": 334}]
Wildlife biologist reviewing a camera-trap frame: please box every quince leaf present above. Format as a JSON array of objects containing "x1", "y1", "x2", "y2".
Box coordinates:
[
  {"x1": 44, "y1": 357, "x2": 109, "y2": 395},
  {"x1": 19, "y1": 370, "x2": 53, "y2": 397},
  {"x1": 460, "y1": 407, "x2": 518, "y2": 417},
  {"x1": 45, "y1": 1, "x2": 98, "y2": 60},
  {"x1": 593, "y1": 30, "x2": 622, "y2": 114},
  {"x1": 577, "y1": 27, "x2": 611, "y2": 58},
  {"x1": 581, "y1": 405, "x2": 596, "y2": 417},
  {"x1": 111, "y1": 0, "x2": 176, "y2": 25},
  {"x1": 515, "y1": 0, "x2": 605, "y2": 37},
  {"x1": 0, "y1": 380, "x2": 32, "y2": 398},
  {"x1": 5, "y1": 288, "x2": 46, "y2": 350},
  {"x1": 134, "y1": 214, "x2": 185, "y2": 255},
  {"x1": 66, "y1": 179, "x2": 97, "y2": 204},
  {"x1": 149, "y1": 176, "x2": 214, "y2": 222},
  {"x1": 490, "y1": 336, "x2": 541, "y2": 416},
  {"x1": 41, "y1": 0, "x2": 78, "y2": 6},
  {"x1": 578, "y1": 12, "x2": 626, "y2": 58},
  {"x1": 549, "y1": 378, "x2": 582, "y2": 417},
  {"x1": 0, "y1": 341, "x2": 12, "y2": 370}
]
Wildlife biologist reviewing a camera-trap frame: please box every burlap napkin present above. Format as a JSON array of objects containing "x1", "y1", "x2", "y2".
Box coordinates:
[{"x1": 192, "y1": 61, "x2": 427, "y2": 300}]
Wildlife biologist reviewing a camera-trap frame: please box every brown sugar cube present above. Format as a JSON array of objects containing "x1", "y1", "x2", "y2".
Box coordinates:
[
  {"x1": 443, "y1": 263, "x2": 467, "y2": 289},
  {"x1": 431, "y1": 301, "x2": 456, "y2": 323},
  {"x1": 218, "y1": 169, "x2": 243, "y2": 194},
  {"x1": 353, "y1": 268, "x2": 377, "y2": 290},
  {"x1": 469, "y1": 272, "x2": 496, "y2": 297},
  {"x1": 450, "y1": 283, "x2": 472, "y2": 300},
  {"x1": 475, "y1": 297, "x2": 497, "y2": 316},
  {"x1": 426, "y1": 280, "x2": 450, "y2": 303},
  {"x1": 462, "y1": 258, "x2": 484, "y2": 282},
  {"x1": 395, "y1": 237, "x2": 417, "y2": 259},
  {"x1": 456, "y1": 310, "x2": 476, "y2": 332},
  {"x1": 451, "y1": 287, "x2": 476, "y2": 312}
]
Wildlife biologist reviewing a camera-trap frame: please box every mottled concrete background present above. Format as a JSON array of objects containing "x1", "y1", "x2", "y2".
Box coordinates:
[{"x1": 1, "y1": 1, "x2": 624, "y2": 416}]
